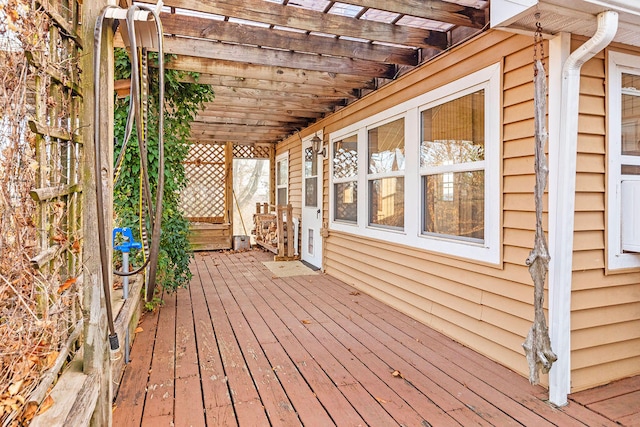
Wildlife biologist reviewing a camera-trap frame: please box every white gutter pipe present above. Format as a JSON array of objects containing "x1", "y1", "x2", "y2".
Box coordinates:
[{"x1": 549, "y1": 10, "x2": 618, "y2": 406}]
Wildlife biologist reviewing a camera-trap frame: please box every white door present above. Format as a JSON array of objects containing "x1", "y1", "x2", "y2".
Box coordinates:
[{"x1": 301, "y1": 135, "x2": 323, "y2": 269}]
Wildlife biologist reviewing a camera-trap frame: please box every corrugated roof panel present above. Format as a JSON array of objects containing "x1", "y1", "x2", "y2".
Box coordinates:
[
  {"x1": 329, "y1": 2, "x2": 364, "y2": 18},
  {"x1": 397, "y1": 15, "x2": 454, "y2": 31},
  {"x1": 288, "y1": 0, "x2": 330, "y2": 12},
  {"x1": 360, "y1": 9, "x2": 399, "y2": 24}
]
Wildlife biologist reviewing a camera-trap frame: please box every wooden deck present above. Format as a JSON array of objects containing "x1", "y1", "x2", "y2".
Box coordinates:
[{"x1": 113, "y1": 250, "x2": 639, "y2": 426}]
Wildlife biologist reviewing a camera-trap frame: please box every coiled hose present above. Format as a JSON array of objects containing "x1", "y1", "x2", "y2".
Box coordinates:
[{"x1": 93, "y1": 4, "x2": 165, "y2": 350}]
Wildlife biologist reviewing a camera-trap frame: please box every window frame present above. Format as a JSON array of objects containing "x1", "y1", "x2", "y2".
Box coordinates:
[
  {"x1": 329, "y1": 63, "x2": 501, "y2": 264},
  {"x1": 607, "y1": 51, "x2": 640, "y2": 270},
  {"x1": 419, "y1": 86, "x2": 487, "y2": 243},
  {"x1": 332, "y1": 133, "x2": 359, "y2": 224},
  {"x1": 275, "y1": 151, "x2": 289, "y2": 206},
  {"x1": 366, "y1": 116, "x2": 406, "y2": 230}
]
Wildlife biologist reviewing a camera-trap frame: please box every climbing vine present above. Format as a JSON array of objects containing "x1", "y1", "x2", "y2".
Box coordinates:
[{"x1": 113, "y1": 49, "x2": 214, "y2": 292}]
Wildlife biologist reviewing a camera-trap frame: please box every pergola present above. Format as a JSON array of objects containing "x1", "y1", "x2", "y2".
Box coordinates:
[{"x1": 128, "y1": 0, "x2": 489, "y2": 146}]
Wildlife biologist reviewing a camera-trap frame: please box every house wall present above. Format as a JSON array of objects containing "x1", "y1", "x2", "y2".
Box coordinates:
[
  {"x1": 570, "y1": 40, "x2": 640, "y2": 391},
  {"x1": 275, "y1": 30, "x2": 640, "y2": 392}
]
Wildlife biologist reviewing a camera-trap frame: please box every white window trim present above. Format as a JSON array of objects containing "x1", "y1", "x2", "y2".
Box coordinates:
[
  {"x1": 607, "y1": 51, "x2": 640, "y2": 270},
  {"x1": 332, "y1": 132, "x2": 359, "y2": 225},
  {"x1": 329, "y1": 63, "x2": 501, "y2": 265},
  {"x1": 275, "y1": 151, "x2": 289, "y2": 206}
]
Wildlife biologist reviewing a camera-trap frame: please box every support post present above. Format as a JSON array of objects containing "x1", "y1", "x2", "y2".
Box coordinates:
[{"x1": 81, "y1": 1, "x2": 114, "y2": 425}]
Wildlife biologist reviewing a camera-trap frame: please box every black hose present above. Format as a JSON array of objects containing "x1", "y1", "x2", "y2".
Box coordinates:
[
  {"x1": 133, "y1": 4, "x2": 165, "y2": 303},
  {"x1": 92, "y1": 5, "x2": 166, "y2": 354},
  {"x1": 112, "y1": 5, "x2": 165, "y2": 286},
  {"x1": 93, "y1": 6, "x2": 119, "y2": 350}
]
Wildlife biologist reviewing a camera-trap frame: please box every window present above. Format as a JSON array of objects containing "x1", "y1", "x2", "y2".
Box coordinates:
[
  {"x1": 421, "y1": 90, "x2": 485, "y2": 242},
  {"x1": 368, "y1": 118, "x2": 405, "y2": 229},
  {"x1": 329, "y1": 63, "x2": 500, "y2": 264},
  {"x1": 276, "y1": 152, "x2": 288, "y2": 205},
  {"x1": 304, "y1": 146, "x2": 318, "y2": 207},
  {"x1": 607, "y1": 51, "x2": 640, "y2": 270},
  {"x1": 333, "y1": 134, "x2": 358, "y2": 223}
]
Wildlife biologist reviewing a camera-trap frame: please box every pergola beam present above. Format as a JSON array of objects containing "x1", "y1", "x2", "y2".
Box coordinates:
[
  {"x1": 139, "y1": 0, "x2": 448, "y2": 49},
  {"x1": 338, "y1": 0, "x2": 487, "y2": 29},
  {"x1": 181, "y1": 74, "x2": 359, "y2": 99},
  {"x1": 161, "y1": 13, "x2": 419, "y2": 66},
  {"x1": 162, "y1": 55, "x2": 375, "y2": 88},
  {"x1": 161, "y1": 37, "x2": 396, "y2": 78}
]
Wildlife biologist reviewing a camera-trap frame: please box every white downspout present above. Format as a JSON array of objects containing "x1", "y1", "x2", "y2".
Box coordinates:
[{"x1": 549, "y1": 10, "x2": 618, "y2": 406}]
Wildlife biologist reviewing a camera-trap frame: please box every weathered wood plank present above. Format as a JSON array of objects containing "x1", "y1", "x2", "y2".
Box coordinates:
[
  {"x1": 162, "y1": 36, "x2": 396, "y2": 78},
  {"x1": 30, "y1": 183, "x2": 83, "y2": 202},
  {"x1": 587, "y1": 390, "x2": 640, "y2": 420},
  {"x1": 174, "y1": 376, "x2": 206, "y2": 426},
  {"x1": 196, "y1": 259, "x2": 268, "y2": 422},
  {"x1": 189, "y1": 258, "x2": 234, "y2": 412},
  {"x1": 571, "y1": 375, "x2": 640, "y2": 405},
  {"x1": 161, "y1": 13, "x2": 418, "y2": 66},
  {"x1": 113, "y1": 308, "x2": 160, "y2": 427},
  {"x1": 141, "y1": 0, "x2": 447, "y2": 49},
  {"x1": 142, "y1": 292, "x2": 177, "y2": 419},
  {"x1": 163, "y1": 55, "x2": 374, "y2": 88},
  {"x1": 174, "y1": 287, "x2": 200, "y2": 379}
]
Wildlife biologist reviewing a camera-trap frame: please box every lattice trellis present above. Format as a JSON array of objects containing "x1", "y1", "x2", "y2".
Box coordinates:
[
  {"x1": 0, "y1": 0, "x2": 83, "y2": 424},
  {"x1": 28, "y1": 0, "x2": 83, "y2": 319},
  {"x1": 181, "y1": 142, "x2": 228, "y2": 222},
  {"x1": 233, "y1": 143, "x2": 271, "y2": 159}
]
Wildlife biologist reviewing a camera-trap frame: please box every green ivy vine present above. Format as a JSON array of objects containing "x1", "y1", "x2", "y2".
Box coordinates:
[{"x1": 113, "y1": 49, "x2": 215, "y2": 293}]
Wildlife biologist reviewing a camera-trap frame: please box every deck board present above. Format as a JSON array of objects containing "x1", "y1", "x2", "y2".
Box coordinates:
[{"x1": 114, "y1": 250, "x2": 639, "y2": 426}]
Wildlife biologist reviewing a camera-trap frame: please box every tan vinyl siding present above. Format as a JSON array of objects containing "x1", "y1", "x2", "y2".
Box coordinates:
[{"x1": 569, "y1": 43, "x2": 640, "y2": 391}]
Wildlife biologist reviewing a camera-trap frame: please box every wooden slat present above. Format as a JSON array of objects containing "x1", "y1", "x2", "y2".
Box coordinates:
[
  {"x1": 162, "y1": 36, "x2": 396, "y2": 78},
  {"x1": 113, "y1": 308, "x2": 160, "y2": 425},
  {"x1": 142, "y1": 292, "x2": 176, "y2": 419},
  {"x1": 164, "y1": 55, "x2": 374, "y2": 88},
  {"x1": 142, "y1": 0, "x2": 448, "y2": 49},
  {"x1": 339, "y1": 0, "x2": 486, "y2": 29},
  {"x1": 161, "y1": 13, "x2": 419, "y2": 66},
  {"x1": 186, "y1": 74, "x2": 361, "y2": 98}
]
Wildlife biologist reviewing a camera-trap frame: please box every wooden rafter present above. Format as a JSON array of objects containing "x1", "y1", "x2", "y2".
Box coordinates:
[
  {"x1": 140, "y1": 0, "x2": 449, "y2": 49},
  {"x1": 162, "y1": 36, "x2": 396, "y2": 78},
  {"x1": 338, "y1": 0, "x2": 487, "y2": 29},
  {"x1": 162, "y1": 55, "x2": 375, "y2": 87},
  {"x1": 181, "y1": 74, "x2": 360, "y2": 99},
  {"x1": 161, "y1": 13, "x2": 419, "y2": 66}
]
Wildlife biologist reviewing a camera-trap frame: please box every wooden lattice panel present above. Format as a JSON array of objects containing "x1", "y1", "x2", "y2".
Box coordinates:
[
  {"x1": 233, "y1": 143, "x2": 271, "y2": 159},
  {"x1": 181, "y1": 142, "x2": 227, "y2": 221}
]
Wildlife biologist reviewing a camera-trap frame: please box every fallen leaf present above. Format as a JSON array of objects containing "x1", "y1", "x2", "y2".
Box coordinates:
[
  {"x1": 22, "y1": 402, "x2": 38, "y2": 422},
  {"x1": 37, "y1": 395, "x2": 54, "y2": 415},
  {"x1": 52, "y1": 234, "x2": 67, "y2": 243},
  {"x1": 58, "y1": 277, "x2": 76, "y2": 293},
  {"x1": 349, "y1": 291, "x2": 360, "y2": 296},
  {"x1": 301, "y1": 319, "x2": 312, "y2": 325},
  {"x1": 134, "y1": 327, "x2": 144, "y2": 333},
  {"x1": 8, "y1": 380, "x2": 23, "y2": 396},
  {"x1": 45, "y1": 351, "x2": 59, "y2": 369},
  {"x1": 391, "y1": 370, "x2": 403, "y2": 379},
  {"x1": 375, "y1": 397, "x2": 387, "y2": 404}
]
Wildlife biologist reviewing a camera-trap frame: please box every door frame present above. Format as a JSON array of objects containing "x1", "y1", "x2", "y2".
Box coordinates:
[{"x1": 301, "y1": 133, "x2": 324, "y2": 269}]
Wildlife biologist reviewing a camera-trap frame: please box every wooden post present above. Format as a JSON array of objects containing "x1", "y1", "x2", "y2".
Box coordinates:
[
  {"x1": 286, "y1": 204, "x2": 293, "y2": 258},
  {"x1": 225, "y1": 141, "x2": 233, "y2": 225},
  {"x1": 81, "y1": 1, "x2": 113, "y2": 425}
]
